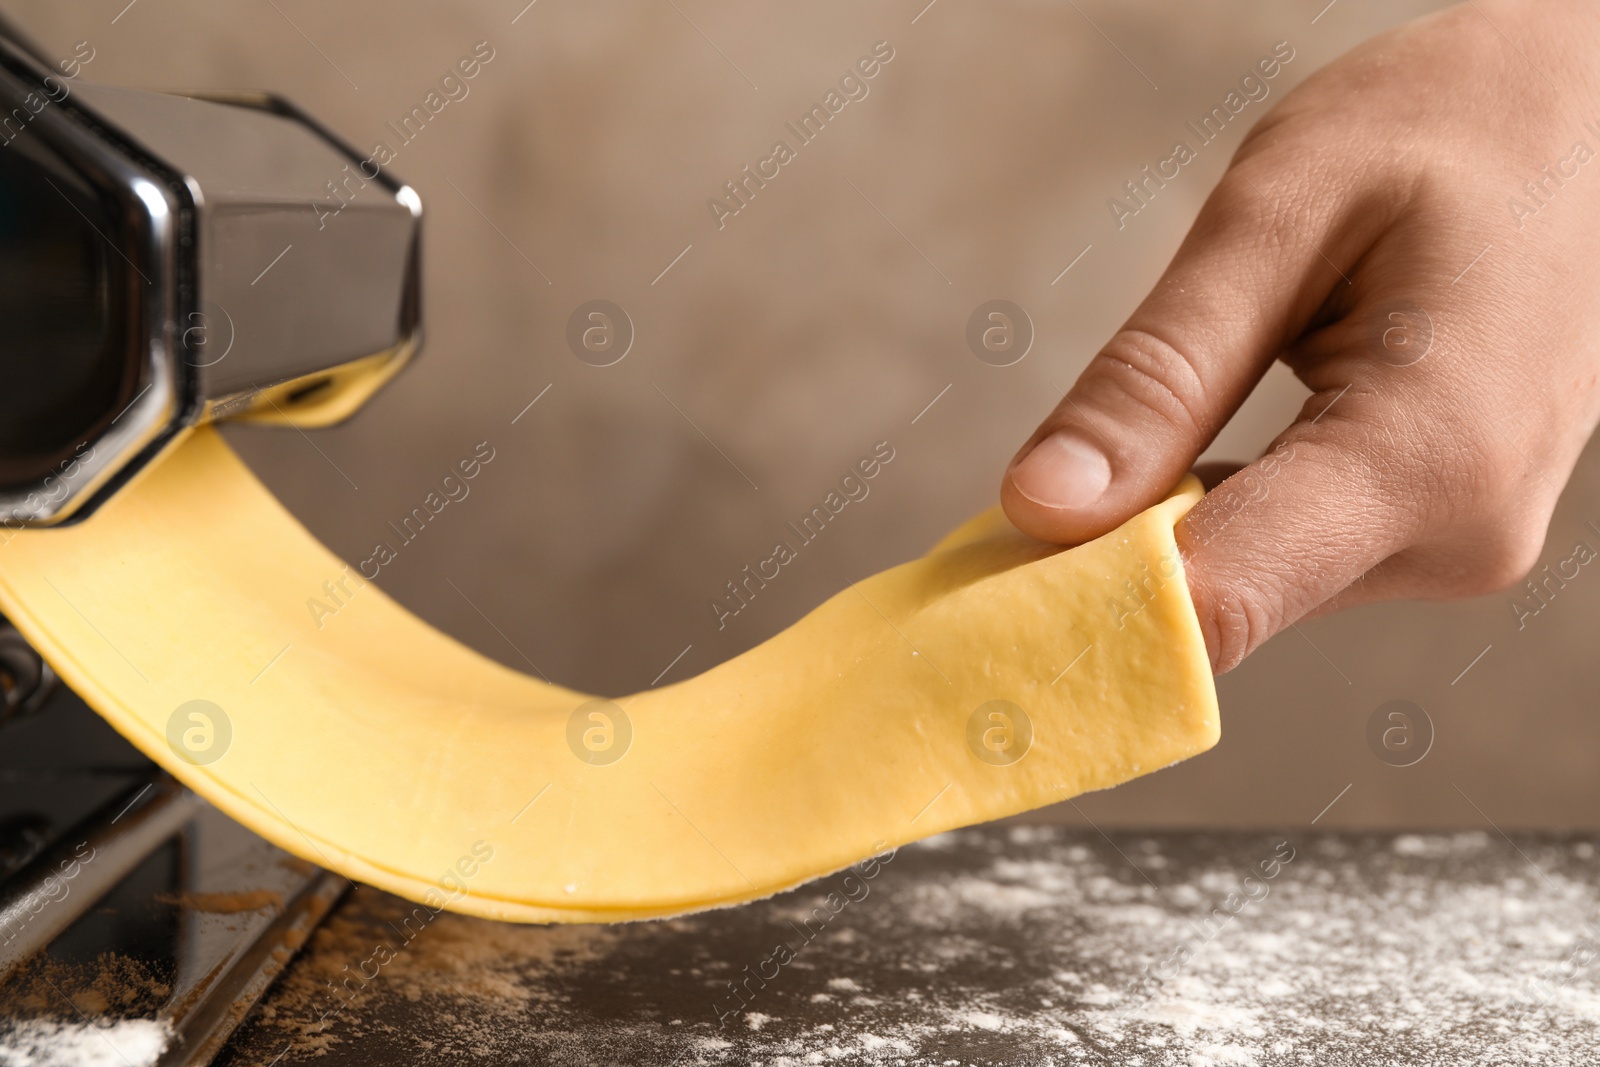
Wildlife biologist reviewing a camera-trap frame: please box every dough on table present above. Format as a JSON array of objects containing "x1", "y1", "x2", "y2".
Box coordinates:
[{"x1": 0, "y1": 429, "x2": 1217, "y2": 923}]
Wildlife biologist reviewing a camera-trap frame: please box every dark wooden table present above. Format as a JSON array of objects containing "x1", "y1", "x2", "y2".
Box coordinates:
[{"x1": 216, "y1": 827, "x2": 1600, "y2": 1066}]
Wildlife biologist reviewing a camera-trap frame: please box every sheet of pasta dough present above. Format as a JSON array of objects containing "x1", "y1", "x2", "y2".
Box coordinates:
[{"x1": 0, "y1": 429, "x2": 1218, "y2": 923}]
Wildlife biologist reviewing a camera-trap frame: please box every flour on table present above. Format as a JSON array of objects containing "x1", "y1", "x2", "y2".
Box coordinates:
[{"x1": 216, "y1": 829, "x2": 1600, "y2": 1067}]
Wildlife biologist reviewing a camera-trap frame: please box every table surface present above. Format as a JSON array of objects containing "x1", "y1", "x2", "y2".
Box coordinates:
[{"x1": 215, "y1": 827, "x2": 1600, "y2": 1066}]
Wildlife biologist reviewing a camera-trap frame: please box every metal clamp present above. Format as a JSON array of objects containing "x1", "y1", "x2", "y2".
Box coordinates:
[{"x1": 0, "y1": 19, "x2": 422, "y2": 527}]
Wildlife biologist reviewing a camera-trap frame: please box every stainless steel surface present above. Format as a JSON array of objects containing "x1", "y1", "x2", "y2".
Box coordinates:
[
  {"x1": 65, "y1": 84, "x2": 424, "y2": 424},
  {"x1": 0, "y1": 685, "x2": 348, "y2": 1066},
  {"x1": 154, "y1": 866, "x2": 348, "y2": 1067},
  {"x1": 0, "y1": 17, "x2": 421, "y2": 527},
  {"x1": 0, "y1": 32, "x2": 182, "y2": 527},
  {"x1": 0, "y1": 774, "x2": 200, "y2": 979}
]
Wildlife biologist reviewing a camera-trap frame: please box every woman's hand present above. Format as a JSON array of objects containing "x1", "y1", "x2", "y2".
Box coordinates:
[{"x1": 1000, "y1": 0, "x2": 1600, "y2": 672}]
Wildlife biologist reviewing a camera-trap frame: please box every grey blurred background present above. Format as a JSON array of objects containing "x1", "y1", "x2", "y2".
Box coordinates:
[{"x1": 12, "y1": 0, "x2": 1599, "y2": 829}]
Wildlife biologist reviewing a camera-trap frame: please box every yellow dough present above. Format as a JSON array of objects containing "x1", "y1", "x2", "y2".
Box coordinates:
[{"x1": 0, "y1": 429, "x2": 1217, "y2": 923}]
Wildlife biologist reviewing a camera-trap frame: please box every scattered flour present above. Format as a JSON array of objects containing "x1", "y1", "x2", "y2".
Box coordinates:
[
  {"x1": 0, "y1": 1020, "x2": 170, "y2": 1067},
  {"x1": 217, "y1": 828, "x2": 1600, "y2": 1066}
]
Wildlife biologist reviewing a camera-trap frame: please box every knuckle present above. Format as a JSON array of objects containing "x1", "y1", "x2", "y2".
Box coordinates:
[
  {"x1": 1093, "y1": 328, "x2": 1213, "y2": 440},
  {"x1": 1437, "y1": 426, "x2": 1555, "y2": 595},
  {"x1": 1459, "y1": 515, "x2": 1548, "y2": 596},
  {"x1": 1207, "y1": 597, "x2": 1256, "y2": 675},
  {"x1": 1191, "y1": 569, "x2": 1287, "y2": 674}
]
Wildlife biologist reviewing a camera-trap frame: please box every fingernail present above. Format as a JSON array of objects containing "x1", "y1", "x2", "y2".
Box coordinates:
[{"x1": 1011, "y1": 431, "x2": 1111, "y2": 509}]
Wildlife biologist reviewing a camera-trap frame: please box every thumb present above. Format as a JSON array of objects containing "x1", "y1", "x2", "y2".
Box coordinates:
[{"x1": 1001, "y1": 164, "x2": 1363, "y2": 544}]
